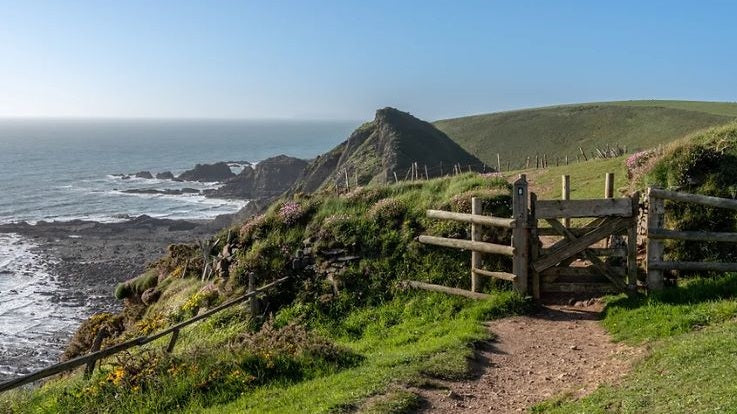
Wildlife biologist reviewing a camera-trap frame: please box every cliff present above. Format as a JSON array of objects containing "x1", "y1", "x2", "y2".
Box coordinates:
[{"x1": 291, "y1": 107, "x2": 486, "y2": 193}]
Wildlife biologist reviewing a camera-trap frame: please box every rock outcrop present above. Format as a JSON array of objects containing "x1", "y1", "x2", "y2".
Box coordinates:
[
  {"x1": 156, "y1": 171, "x2": 175, "y2": 180},
  {"x1": 178, "y1": 162, "x2": 235, "y2": 182},
  {"x1": 134, "y1": 171, "x2": 154, "y2": 179},
  {"x1": 291, "y1": 107, "x2": 486, "y2": 193},
  {"x1": 205, "y1": 155, "x2": 308, "y2": 199}
]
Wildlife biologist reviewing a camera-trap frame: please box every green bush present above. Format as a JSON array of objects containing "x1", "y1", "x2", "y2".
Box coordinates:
[{"x1": 646, "y1": 123, "x2": 737, "y2": 273}]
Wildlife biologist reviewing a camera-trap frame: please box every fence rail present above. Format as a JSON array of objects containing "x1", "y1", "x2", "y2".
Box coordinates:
[
  {"x1": 417, "y1": 175, "x2": 529, "y2": 294},
  {"x1": 425, "y1": 210, "x2": 517, "y2": 228},
  {"x1": 647, "y1": 187, "x2": 737, "y2": 289},
  {"x1": 417, "y1": 235, "x2": 515, "y2": 256},
  {"x1": 0, "y1": 276, "x2": 289, "y2": 394}
]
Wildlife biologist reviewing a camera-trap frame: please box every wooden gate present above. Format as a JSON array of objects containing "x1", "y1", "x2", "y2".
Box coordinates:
[{"x1": 529, "y1": 192, "x2": 639, "y2": 298}]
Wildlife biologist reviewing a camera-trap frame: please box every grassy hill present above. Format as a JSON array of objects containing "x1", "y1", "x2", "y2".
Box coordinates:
[
  {"x1": 434, "y1": 100, "x2": 737, "y2": 168},
  {"x1": 3, "y1": 174, "x2": 528, "y2": 413}
]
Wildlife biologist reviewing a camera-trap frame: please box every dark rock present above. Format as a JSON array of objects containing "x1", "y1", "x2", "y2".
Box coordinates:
[
  {"x1": 134, "y1": 171, "x2": 154, "y2": 179},
  {"x1": 205, "y1": 155, "x2": 308, "y2": 199},
  {"x1": 122, "y1": 188, "x2": 201, "y2": 196},
  {"x1": 155, "y1": 171, "x2": 175, "y2": 180},
  {"x1": 141, "y1": 288, "x2": 161, "y2": 305},
  {"x1": 177, "y1": 162, "x2": 235, "y2": 182}
]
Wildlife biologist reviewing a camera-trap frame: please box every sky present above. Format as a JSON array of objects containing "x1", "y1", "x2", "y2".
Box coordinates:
[{"x1": 1, "y1": 0, "x2": 736, "y2": 121}]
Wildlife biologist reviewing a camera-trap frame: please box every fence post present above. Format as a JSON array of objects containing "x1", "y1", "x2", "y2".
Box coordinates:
[
  {"x1": 627, "y1": 192, "x2": 640, "y2": 289},
  {"x1": 84, "y1": 330, "x2": 106, "y2": 378},
  {"x1": 512, "y1": 175, "x2": 530, "y2": 294},
  {"x1": 561, "y1": 175, "x2": 571, "y2": 228},
  {"x1": 248, "y1": 272, "x2": 261, "y2": 316},
  {"x1": 646, "y1": 188, "x2": 665, "y2": 290},
  {"x1": 605, "y1": 173, "x2": 614, "y2": 199},
  {"x1": 166, "y1": 329, "x2": 180, "y2": 353},
  {"x1": 471, "y1": 197, "x2": 482, "y2": 292}
]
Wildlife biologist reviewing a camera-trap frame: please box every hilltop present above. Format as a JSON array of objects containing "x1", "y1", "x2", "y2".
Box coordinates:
[
  {"x1": 292, "y1": 107, "x2": 485, "y2": 193},
  {"x1": 434, "y1": 100, "x2": 737, "y2": 168}
]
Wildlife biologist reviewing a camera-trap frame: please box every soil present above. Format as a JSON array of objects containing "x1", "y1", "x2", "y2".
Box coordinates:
[{"x1": 416, "y1": 301, "x2": 643, "y2": 413}]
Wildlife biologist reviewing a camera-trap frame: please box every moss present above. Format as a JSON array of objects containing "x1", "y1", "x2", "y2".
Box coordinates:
[{"x1": 114, "y1": 269, "x2": 159, "y2": 300}]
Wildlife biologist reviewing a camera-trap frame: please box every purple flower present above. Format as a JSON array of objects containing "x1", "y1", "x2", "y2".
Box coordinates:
[{"x1": 278, "y1": 202, "x2": 304, "y2": 226}]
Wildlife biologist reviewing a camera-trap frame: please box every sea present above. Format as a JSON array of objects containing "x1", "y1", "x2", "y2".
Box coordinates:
[{"x1": 0, "y1": 118, "x2": 356, "y2": 379}]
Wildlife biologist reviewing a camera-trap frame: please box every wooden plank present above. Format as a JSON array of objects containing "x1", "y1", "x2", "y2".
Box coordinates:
[
  {"x1": 530, "y1": 192, "x2": 541, "y2": 299},
  {"x1": 561, "y1": 175, "x2": 571, "y2": 228},
  {"x1": 532, "y1": 217, "x2": 629, "y2": 272},
  {"x1": 471, "y1": 198, "x2": 482, "y2": 292},
  {"x1": 646, "y1": 188, "x2": 665, "y2": 290},
  {"x1": 472, "y1": 267, "x2": 517, "y2": 281},
  {"x1": 405, "y1": 280, "x2": 492, "y2": 300},
  {"x1": 544, "y1": 218, "x2": 627, "y2": 290},
  {"x1": 535, "y1": 198, "x2": 633, "y2": 219},
  {"x1": 649, "y1": 187, "x2": 737, "y2": 211},
  {"x1": 540, "y1": 247, "x2": 627, "y2": 257},
  {"x1": 512, "y1": 175, "x2": 530, "y2": 294},
  {"x1": 426, "y1": 209, "x2": 516, "y2": 228},
  {"x1": 649, "y1": 261, "x2": 737, "y2": 272},
  {"x1": 627, "y1": 193, "x2": 640, "y2": 288},
  {"x1": 537, "y1": 227, "x2": 627, "y2": 236},
  {"x1": 541, "y1": 265, "x2": 625, "y2": 281},
  {"x1": 418, "y1": 235, "x2": 515, "y2": 256},
  {"x1": 541, "y1": 282, "x2": 619, "y2": 293},
  {"x1": 648, "y1": 228, "x2": 737, "y2": 243}
]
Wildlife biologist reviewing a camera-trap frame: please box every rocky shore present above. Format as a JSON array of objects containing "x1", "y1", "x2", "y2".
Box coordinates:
[{"x1": 0, "y1": 216, "x2": 215, "y2": 378}]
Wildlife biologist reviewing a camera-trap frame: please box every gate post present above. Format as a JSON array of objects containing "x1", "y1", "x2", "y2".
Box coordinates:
[
  {"x1": 646, "y1": 188, "x2": 665, "y2": 290},
  {"x1": 470, "y1": 197, "x2": 482, "y2": 292},
  {"x1": 512, "y1": 175, "x2": 530, "y2": 295}
]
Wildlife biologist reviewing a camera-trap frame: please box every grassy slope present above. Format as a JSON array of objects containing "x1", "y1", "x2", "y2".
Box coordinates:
[
  {"x1": 534, "y1": 275, "x2": 737, "y2": 414},
  {"x1": 199, "y1": 292, "x2": 527, "y2": 413},
  {"x1": 434, "y1": 100, "x2": 737, "y2": 168},
  {"x1": 502, "y1": 157, "x2": 629, "y2": 200},
  {"x1": 2, "y1": 174, "x2": 529, "y2": 414}
]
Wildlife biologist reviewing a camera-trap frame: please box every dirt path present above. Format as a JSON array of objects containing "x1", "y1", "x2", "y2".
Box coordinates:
[{"x1": 416, "y1": 303, "x2": 642, "y2": 413}]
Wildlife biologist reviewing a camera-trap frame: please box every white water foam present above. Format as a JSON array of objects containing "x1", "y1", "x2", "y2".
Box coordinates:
[{"x1": 0, "y1": 234, "x2": 91, "y2": 379}]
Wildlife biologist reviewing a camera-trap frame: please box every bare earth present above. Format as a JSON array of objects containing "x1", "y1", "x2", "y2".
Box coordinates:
[{"x1": 417, "y1": 303, "x2": 643, "y2": 413}]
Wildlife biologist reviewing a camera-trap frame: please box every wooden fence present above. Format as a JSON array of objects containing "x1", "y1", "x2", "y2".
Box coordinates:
[
  {"x1": 415, "y1": 173, "x2": 638, "y2": 299},
  {"x1": 646, "y1": 187, "x2": 737, "y2": 289},
  {"x1": 0, "y1": 276, "x2": 289, "y2": 393},
  {"x1": 416, "y1": 175, "x2": 529, "y2": 296}
]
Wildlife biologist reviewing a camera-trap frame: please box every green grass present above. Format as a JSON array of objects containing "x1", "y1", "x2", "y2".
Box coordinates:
[
  {"x1": 609, "y1": 100, "x2": 737, "y2": 118},
  {"x1": 2, "y1": 291, "x2": 528, "y2": 414},
  {"x1": 533, "y1": 274, "x2": 737, "y2": 413},
  {"x1": 502, "y1": 156, "x2": 629, "y2": 200},
  {"x1": 434, "y1": 100, "x2": 737, "y2": 169},
  {"x1": 195, "y1": 291, "x2": 528, "y2": 413}
]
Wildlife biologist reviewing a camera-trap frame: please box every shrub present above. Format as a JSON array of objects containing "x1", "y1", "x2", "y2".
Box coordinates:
[
  {"x1": 62, "y1": 313, "x2": 125, "y2": 361},
  {"x1": 278, "y1": 201, "x2": 305, "y2": 226},
  {"x1": 368, "y1": 198, "x2": 406, "y2": 223},
  {"x1": 177, "y1": 284, "x2": 220, "y2": 319}
]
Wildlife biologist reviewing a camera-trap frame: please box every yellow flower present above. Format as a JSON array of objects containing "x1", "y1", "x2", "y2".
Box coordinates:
[{"x1": 106, "y1": 366, "x2": 126, "y2": 386}]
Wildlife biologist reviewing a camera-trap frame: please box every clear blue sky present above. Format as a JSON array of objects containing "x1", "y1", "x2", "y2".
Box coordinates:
[{"x1": 1, "y1": 0, "x2": 736, "y2": 120}]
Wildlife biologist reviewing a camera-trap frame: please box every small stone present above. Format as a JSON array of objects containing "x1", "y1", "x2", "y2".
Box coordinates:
[{"x1": 570, "y1": 345, "x2": 580, "y2": 350}]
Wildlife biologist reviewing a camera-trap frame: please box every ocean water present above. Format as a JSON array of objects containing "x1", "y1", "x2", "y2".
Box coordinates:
[
  {"x1": 0, "y1": 118, "x2": 356, "y2": 379},
  {"x1": 0, "y1": 118, "x2": 356, "y2": 224}
]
